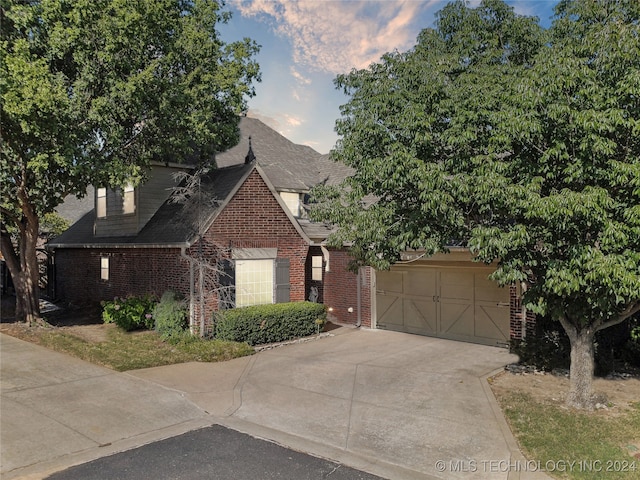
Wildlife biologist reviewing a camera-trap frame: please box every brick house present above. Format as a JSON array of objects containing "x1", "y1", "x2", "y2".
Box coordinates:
[
  {"x1": 47, "y1": 117, "x2": 532, "y2": 345},
  {"x1": 47, "y1": 118, "x2": 368, "y2": 332}
]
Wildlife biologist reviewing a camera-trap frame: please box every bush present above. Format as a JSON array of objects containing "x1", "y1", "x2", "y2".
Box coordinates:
[
  {"x1": 102, "y1": 295, "x2": 157, "y2": 331},
  {"x1": 620, "y1": 314, "x2": 640, "y2": 368},
  {"x1": 153, "y1": 291, "x2": 189, "y2": 343},
  {"x1": 512, "y1": 315, "x2": 571, "y2": 372},
  {"x1": 214, "y1": 302, "x2": 326, "y2": 346},
  {"x1": 513, "y1": 314, "x2": 640, "y2": 374}
]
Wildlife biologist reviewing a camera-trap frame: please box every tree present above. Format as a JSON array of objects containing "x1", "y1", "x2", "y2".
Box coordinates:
[
  {"x1": 0, "y1": 0, "x2": 260, "y2": 324},
  {"x1": 311, "y1": 0, "x2": 640, "y2": 410}
]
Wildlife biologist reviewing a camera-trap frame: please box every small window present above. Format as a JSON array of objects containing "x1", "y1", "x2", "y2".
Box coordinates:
[
  {"x1": 280, "y1": 192, "x2": 300, "y2": 217},
  {"x1": 97, "y1": 188, "x2": 107, "y2": 218},
  {"x1": 100, "y1": 256, "x2": 109, "y2": 281},
  {"x1": 311, "y1": 255, "x2": 323, "y2": 281},
  {"x1": 123, "y1": 184, "x2": 135, "y2": 214}
]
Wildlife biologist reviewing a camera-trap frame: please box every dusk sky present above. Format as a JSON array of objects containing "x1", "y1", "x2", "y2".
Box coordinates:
[{"x1": 220, "y1": 1, "x2": 558, "y2": 154}]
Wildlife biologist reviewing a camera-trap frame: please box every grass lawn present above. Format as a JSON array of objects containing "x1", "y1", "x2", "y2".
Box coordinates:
[
  {"x1": 4, "y1": 323, "x2": 254, "y2": 371},
  {"x1": 492, "y1": 376, "x2": 640, "y2": 480}
]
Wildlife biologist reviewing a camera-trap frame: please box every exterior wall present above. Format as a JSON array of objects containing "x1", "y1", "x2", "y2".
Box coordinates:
[
  {"x1": 306, "y1": 246, "x2": 325, "y2": 303},
  {"x1": 95, "y1": 165, "x2": 188, "y2": 237},
  {"x1": 189, "y1": 169, "x2": 309, "y2": 330},
  {"x1": 54, "y1": 247, "x2": 190, "y2": 306},
  {"x1": 510, "y1": 283, "x2": 537, "y2": 341},
  {"x1": 322, "y1": 249, "x2": 372, "y2": 327}
]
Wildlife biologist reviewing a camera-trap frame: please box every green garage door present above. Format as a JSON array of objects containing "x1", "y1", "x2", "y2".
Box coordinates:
[{"x1": 376, "y1": 266, "x2": 510, "y2": 346}]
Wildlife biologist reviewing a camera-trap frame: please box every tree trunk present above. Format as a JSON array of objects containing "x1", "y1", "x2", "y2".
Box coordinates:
[
  {"x1": 12, "y1": 270, "x2": 41, "y2": 325},
  {"x1": 1, "y1": 212, "x2": 42, "y2": 325},
  {"x1": 562, "y1": 320, "x2": 597, "y2": 410}
]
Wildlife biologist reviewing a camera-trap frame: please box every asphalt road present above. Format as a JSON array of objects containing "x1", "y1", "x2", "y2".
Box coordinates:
[{"x1": 46, "y1": 425, "x2": 386, "y2": 480}]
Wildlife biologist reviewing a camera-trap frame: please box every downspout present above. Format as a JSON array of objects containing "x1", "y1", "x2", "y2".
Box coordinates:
[
  {"x1": 356, "y1": 267, "x2": 362, "y2": 327},
  {"x1": 181, "y1": 247, "x2": 195, "y2": 334}
]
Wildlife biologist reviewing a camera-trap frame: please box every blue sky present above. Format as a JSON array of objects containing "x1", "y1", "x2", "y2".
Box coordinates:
[{"x1": 220, "y1": 1, "x2": 558, "y2": 154}]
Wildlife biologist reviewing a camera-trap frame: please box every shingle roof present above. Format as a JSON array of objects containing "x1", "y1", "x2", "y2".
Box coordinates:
[
  {"x1": 48, "y1": 118, "x2": 351, "y2": 248},
  {"x1": 48, "y1": 163, "x2": 254, "y2": 247},
  {"x1": 218, "y1": 117, "x2": 353, "y2": 191}
]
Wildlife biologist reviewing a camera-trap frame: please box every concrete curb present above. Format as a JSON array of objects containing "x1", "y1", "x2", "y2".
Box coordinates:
[
  {"x1": 1, "y1": 417, "x2": 217, "y2": 480},
  {"x1": 213, "y1": 415, "x2": 437, "y2": 480},
  {"x1": 481, "y1": 368, "x2": 552, "y2": 480}
]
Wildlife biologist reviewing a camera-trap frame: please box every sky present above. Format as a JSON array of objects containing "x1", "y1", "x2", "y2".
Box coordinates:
[{"x1": 220, "y1": 0, "x2": 558, "y2": 154}]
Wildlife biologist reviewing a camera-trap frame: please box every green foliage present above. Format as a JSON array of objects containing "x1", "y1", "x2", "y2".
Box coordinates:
[
  {"x1": 153, "y1": 291, "x2": 188, "y2": 343},
  {"x1": 513, "y1": 315, "x2": 638, "y2": 374},
  {"x1": 622, "y1": 315, "x2": 640, "y2": 368},
  {"x1": 102, "y1": 295, "x2": 157, "y2": 331},
  {"x1": 312, "y1": 0, "x2": 640, "y2": 350},
  {"x1": 40, "y1": 212, "x2": 70, "y2": 239},
  {"x1": 214, "y1": 302, "x2": 327, "y2": 346},
  {"x1": 0, "y1": 0, "x2": 261, "y2": 320}
]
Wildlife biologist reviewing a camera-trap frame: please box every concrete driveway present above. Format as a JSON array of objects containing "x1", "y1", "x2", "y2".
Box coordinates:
[
  {"x1": 1, "y1": 328, "x2": 548, "y2": 480},
  {"x1": 131, "y1": 328, "x2": 545, "y2": 480}
]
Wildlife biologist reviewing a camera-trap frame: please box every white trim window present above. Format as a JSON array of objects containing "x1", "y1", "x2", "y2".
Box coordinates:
[
  {"x1": 97, "y1": 188, "x2": 107, "y2": 218},
  {"x1": 235, "y1": 259, "x2": 274, "y2": 307},
  {"x1": 123, "y1": 183, "x2": 135, "y2": 214},
  {"x1": 311, "y1": 255, "x2": 323, "y2": 281},
  {"x1": 100, "y1": 256, "x2": 109, "y2": 281},
  {"x1": 280, "y1": 191, "x2": 301, "y2": 217}
]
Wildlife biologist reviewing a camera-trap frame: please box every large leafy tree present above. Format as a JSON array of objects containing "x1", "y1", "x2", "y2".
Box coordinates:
[
  {"x1": 312, "y1": 0, "x2": 640, "y2": 410},
  {"x1": 0, "y1": 0, "x2": 260, "y2": 324}
]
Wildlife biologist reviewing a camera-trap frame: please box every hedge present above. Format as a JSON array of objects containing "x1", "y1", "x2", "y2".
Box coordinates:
[{"x1": 214, "y1": 302, "x2": 326, "y2": 346}]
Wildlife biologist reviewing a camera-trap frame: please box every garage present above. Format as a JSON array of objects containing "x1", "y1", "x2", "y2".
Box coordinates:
[{"x1": 375, "y1": 263, "x2": 510, "y2": 347}]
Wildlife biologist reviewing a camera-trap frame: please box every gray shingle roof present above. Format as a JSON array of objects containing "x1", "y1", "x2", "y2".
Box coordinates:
[
  {"x1": 48, "y1": 163, "x2": 254, "y2": 247},
  {"x1": 48, "y1": 118, "x2": 351, "y2": 248},
  {"x1": 218, "y1": 117, "x2": 352, "y2": 191}
]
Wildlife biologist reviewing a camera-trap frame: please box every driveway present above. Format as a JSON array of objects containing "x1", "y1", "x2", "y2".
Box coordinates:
[
  {"x1": 1, "y1": 328, "x2": 548, "y2": 480},
  {"x1": 131, "y1": 328, "x2": 545, "y2": 479}
]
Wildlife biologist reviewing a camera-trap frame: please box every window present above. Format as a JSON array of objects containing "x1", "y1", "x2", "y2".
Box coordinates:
[
  {"x1": 97, "y1": 188, "x2": 107, "y2": 218},
  {"x1": 280, "y1": 192, "x2": 300, "y2": 217},
  {"x1": 100, "y1": 256, "x2": 109, "y2": 281},
  {"x1": 235, "y1": 259, "x2": 274, "y2": 307},
  {"x1": 123, "y1": 183, "x2": 135, "y2": 214},
  {"x1": 311, "y1": 255, "x2": 323, "y2": 281}
]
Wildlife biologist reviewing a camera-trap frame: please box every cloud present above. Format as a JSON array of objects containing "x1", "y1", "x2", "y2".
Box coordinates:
[
  {"x1": 290, "y1": 66, "x2": 311, "y2": 85},
  {"x1": 232, "y1": 0, "x2": 437, "y2": 74},
  {"x1": 247, "y1": 109, "x2": 303, "y2": 132}
]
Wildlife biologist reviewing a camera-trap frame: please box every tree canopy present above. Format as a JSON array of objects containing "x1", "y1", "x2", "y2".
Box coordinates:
[
  {"x1": 0, "y1": 0, "x2": 261, "y2": 322},
  {"x1": 312, "y1": 0, "x2": 640, "y2": 409}
]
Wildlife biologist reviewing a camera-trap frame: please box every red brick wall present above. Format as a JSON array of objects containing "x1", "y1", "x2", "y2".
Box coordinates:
[
  {"x1": 322, "y1": 249, "x2": 372, "y2": 327},
  {"x1": 305, "y1": 246, "x2": 325, "y2": 303},
  {"x1": 54, "y1": 247, "x2": 190, "y2": 306},
  {"x1": 510, "y1": 283, "x2": 536, "y2": 341},
  {"x1": 188, "y1": 169, "x2": 309, "y2": 328}
]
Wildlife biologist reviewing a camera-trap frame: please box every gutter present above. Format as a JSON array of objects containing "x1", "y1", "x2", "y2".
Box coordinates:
[{"x1": 46, "y1": 242, "x2": 190, "y2": 250}]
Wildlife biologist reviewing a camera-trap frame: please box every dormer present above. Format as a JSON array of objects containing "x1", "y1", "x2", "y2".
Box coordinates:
[{"x1": 94, "y1": 162, "x2": 193, "y2": 237}]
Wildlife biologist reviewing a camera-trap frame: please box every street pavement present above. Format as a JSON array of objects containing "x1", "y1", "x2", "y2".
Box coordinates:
[
  {"x1": 46, "y1": 424, "x2": 384, "y2": 480},
  {"x1": 1, "y1": 328, "x2": 549, "y2": 480}
]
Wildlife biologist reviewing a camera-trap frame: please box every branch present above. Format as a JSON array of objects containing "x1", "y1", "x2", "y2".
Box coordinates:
[
  {"x1": 595, "y1": 302, "x2": 640, "y2": 333},
  {"x1": 0, "y1": 206, "x2": 21, "y2": 227},
  {"x1": 0, "y1": 226, "x2": 20, "y2": 275}
]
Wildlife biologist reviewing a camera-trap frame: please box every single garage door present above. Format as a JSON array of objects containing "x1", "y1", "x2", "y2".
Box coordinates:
[{"x1": 375, "y1": 266, "x2": 510, "y2": 346}]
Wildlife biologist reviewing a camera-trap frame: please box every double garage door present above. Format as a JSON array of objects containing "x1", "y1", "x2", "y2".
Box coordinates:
[{"x1": 375, "y1": 266, "x2": 510, "y2": 346}]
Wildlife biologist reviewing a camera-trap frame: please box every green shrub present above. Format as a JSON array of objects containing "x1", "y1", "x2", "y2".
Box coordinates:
[
  {"x1": 102, "y1": 295, "x2": 157, "y2": 331},
  {"x1": 214, "y1": 302, "x2": 326, "y2": 346},
  {"x1": 153, "y1": 291, "x2": 189, "y2": 343},
  {"x1": 621, "y1": 314, "x2": 640, "y2": 368},
  {"x1": 513, "y1": 314, "x2": 640, "y2": 374}
]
